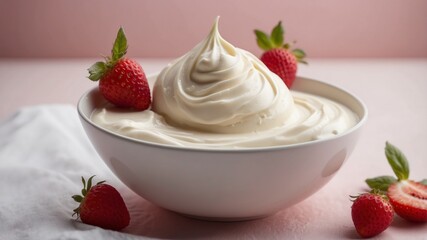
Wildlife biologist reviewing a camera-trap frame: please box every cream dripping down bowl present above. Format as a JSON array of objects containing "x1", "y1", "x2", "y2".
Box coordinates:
[{"x1": 77, "y1": 18, "x2": 367, "y2": 221}]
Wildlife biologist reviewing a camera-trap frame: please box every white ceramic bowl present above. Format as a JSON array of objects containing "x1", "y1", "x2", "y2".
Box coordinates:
[{"x1": 77, "y1": 76, "x2": 367, "y2": 221}]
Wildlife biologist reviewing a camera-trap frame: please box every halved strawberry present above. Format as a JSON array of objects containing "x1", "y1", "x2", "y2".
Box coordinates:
[
  {"x1": 366, "y1": 142, "x2": 427, "y2": 222},
  {"x1": 388, "y1": 180, "x2": 427, "y2": 222}
]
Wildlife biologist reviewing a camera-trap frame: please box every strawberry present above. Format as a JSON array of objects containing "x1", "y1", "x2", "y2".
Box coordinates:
[
  {"x1": 87, "y1": 27, "x2": 151, "y2": 110},
  {"x1": 351, "y1": 192, "x2": 394, "y2": 238},
  {"x1": 388, "y1": 180, "x2": 427, "y2": 222},
  {"x1": 366, "y1": 142, "x2": 427, "y2": 222},
  {"x1": 72, "y1": 176, "x2": 130, "y2": 231},
  {"x1": 254, "y1": 21, "x2": 306, "y2": 88}
]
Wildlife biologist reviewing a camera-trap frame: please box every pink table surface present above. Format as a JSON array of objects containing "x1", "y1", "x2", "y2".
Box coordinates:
[{"x1": 0, "y1": 58, "x2": 426, "y2": 239}]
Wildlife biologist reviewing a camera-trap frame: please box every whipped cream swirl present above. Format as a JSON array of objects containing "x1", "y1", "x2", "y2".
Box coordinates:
[{"x1": 152, "y1": 17, "x2": 295, "y2": 133}]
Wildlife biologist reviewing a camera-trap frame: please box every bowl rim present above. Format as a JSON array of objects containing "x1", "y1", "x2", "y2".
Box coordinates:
[{"x1": 77, "y1": 75, "x2": 368, "y2": 153}]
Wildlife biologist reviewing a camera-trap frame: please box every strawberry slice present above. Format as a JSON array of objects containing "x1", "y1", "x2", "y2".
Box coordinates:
[
  {"x1": 365, "y1": 142, "x2": 427, "y2": 222},
  {"x1": 388, "y1": 180, "x2": 427, "y2": 222}
]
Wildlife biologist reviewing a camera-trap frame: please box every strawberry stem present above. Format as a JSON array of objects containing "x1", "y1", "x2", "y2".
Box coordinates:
[
  {"x1": 254, "y1": 21, "x2": 307, "y2": 63},
  {"x1": 87, "y1": 27, "x2": 129, "y2": 81},
  {"x1": 71, "y1": 175, "x2": 107, "y2": 219}
]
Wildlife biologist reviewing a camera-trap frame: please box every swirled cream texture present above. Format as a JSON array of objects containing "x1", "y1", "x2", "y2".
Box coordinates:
[
  {"x1": 91, "y1": 18, "x2": 359, "y2": 149},
  {"x1": 152, "y1": 18, "x2": 294, "y2": 134}
]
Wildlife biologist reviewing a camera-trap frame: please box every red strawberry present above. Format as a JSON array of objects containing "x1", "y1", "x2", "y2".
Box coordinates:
[
  {"x1": 72, "y1": 176, "x2": 130, "y2": 231},
  {"x1": 88, "y1": 27, "x2": 151, "y2": 110},
  {"x1": 351, "y1": 192, "x2": 394, "y2": 238},
  {"x1": 254, "y1": 21, "x2": 306, "y2": 88},
  {"x1": 388, "y1": 180, "x2": 427, "y2": 222},
  {"x1": 366, "y1": 142, "x2": 427, "y2": 222}
]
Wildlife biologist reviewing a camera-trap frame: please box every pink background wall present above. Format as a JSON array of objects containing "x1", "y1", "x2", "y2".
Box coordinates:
[{"x1": 1, "y1": 0, "x2": 427, "y2": 58}]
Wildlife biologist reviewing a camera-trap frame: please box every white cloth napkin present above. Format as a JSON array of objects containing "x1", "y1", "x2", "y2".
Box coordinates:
[
  {"x1": 0, "y1": 105, "x2": 133, "y2": 239},
  {"x1": 1, "y1": 105, "x2": 402, "y2": 240}
]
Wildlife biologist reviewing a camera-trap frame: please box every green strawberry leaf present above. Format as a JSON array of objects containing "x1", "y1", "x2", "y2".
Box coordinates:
[
  {"x1": 87, "y1": 175, "x2": 95, "y2": 191},
  {"x1": 72, "y1": 195, "x2": 83, "y2": 203},
  {"x1": 72, "y1": 207, "x2": 80, "y2": 216},
  {"x1": 97, "y1": 180, "x2": 106, "y2": 185},
  {"x1": 88, "y1": 62, "x2": 107, "y2": 81},
  {"x1": 112, "y1": 27, "x2": 128, "y2": 62},
  {"x1": 385, "y1": 141, "x2": 410, "y2": 181},
  {"x1": 420, "y1": 179, "x2": 427, "y2": 186},
  {"x1": 254, "y1": 30, "x2": 273, "y2": 51},
  {"x1": 292, "y1": 49, "x2": 307, "y2": 64},
  {"x1": 81, "y1": 176, "x2": 86, "y2": 189},
  {"x1": 292, "y1": 49, "x2": 306, "y2": 59},
  {"x1": 270, "y1": 21, "x2": 284, "y2": 48},
  {"x1": 365, "y1": 175, "x2": 397, "y2": 191}
]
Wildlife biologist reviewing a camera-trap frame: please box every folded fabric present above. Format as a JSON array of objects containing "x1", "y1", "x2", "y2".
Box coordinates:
[{"x1": 0, "y1": 105, "x2": 137, "y2": 239}]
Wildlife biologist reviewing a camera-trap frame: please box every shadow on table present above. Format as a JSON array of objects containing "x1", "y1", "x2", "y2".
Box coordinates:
[
  {"x1": 122, "y1": 191, "x2": 317, "y2": 239},
  {"x1": 391, "y1": 216, "x2": 427, "y2": 229}
]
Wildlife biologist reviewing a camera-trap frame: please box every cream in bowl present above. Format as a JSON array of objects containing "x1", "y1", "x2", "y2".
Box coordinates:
[
  {"x1": 91, "y1": 18, "x2": 359, "y2": 149},
  {"x1": 78, "y1": 18, "x2": 367, "y2": 220}
]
